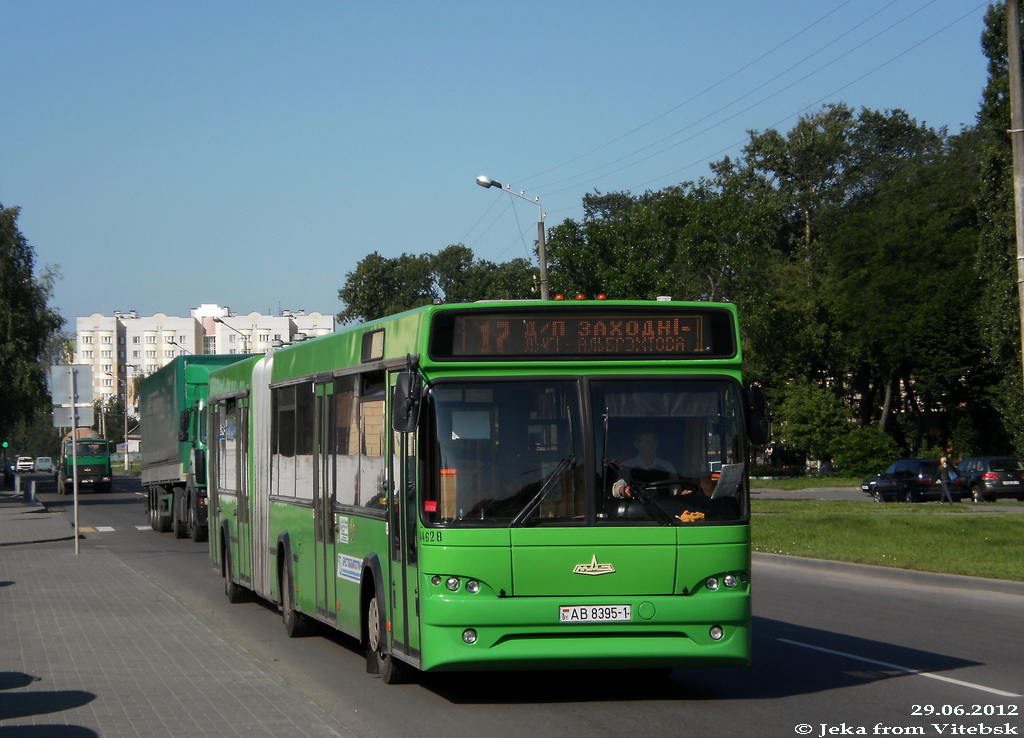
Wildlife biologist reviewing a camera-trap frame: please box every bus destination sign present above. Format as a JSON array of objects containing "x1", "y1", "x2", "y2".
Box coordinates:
[{"x1": 431, "y1": 308, "x2": 736, "y2": 360}]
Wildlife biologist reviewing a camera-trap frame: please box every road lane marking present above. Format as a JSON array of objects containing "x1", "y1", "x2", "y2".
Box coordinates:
[
  {"x1": 94, "y1": 526, "x2": 116, "y2": 532},
  {"x1": 778, "y1": 638, "x2": 1022, "y2": 697},
  {"x1": 135, "y1": 526, "x2": 151, "y2": 531}
]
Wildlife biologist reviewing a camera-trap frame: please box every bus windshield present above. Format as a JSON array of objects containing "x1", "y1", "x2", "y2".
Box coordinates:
[{"x1": 425, "y1": 378, "x2": 747, "y2": 527}]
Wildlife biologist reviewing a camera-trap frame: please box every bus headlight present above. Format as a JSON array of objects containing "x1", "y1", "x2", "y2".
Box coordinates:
[
  {"x1": 446, "y1": 577, "x2": 460, "y2": 591},
  {"x1": 465, "y1": 580, "x2": 480, "y2": 594},
  {"x1": 723, "y1": 574, "x2": 737, "y2": 588},
  {"x1": 706, "y1": 577, "x2": 719, "y2": 591},
  {"x1": 710, "y1": 625, "x2": 724, "y2": 641},
  {"x1": 462, "y1": 628, "x2": 477, "y2": 644}
]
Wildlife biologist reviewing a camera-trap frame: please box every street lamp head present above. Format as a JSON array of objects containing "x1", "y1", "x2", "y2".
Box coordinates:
[{"x1": 476, "y1": 175, "x2": 502, "y2": 189}]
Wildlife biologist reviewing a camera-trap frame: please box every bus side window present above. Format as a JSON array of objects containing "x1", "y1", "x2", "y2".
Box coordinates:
[{"x1": 333, "y1": 382, "x2": 359, "y2": 506}]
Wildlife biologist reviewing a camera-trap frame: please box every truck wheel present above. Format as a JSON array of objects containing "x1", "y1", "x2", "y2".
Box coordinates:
[
  {"x1": 156, "y1": 492, "x2": 172, "y2": 533},
  {"x1": 172, "y1": 491, "x2": 187, "y2": 539},
  {"x1": 188, "y1": 495, "x2": 207, "y2": 543}
]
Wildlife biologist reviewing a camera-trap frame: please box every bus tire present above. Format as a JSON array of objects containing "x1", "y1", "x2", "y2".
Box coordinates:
[
  {"x1": 172, "y1": 490, "x2": 187, "y2": 539},
  {"x1": 366, "y1": 592, "x2": 405, "y2": 684},
  {"x1": 223, "y1": 542, "x2": 247, "y2": 604},
  {"x1": 281, "y1": 563, "x2": 312, "y2": 637}
]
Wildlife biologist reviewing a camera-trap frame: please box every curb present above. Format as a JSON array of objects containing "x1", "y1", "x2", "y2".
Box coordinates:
[{"x1": 753, "y1": 552, "x2": 1024, "y2": 596}]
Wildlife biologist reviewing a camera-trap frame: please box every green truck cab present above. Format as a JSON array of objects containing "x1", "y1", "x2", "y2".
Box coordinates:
[
  {"x1": 140, "y1": 355, "x2": 251, "y2": 541},
  {"x1": 57, "y1": 436, "x2": 113, "y2": 494}
]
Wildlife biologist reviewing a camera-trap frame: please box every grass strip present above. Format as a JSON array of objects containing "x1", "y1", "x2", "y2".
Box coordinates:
[{"x1": 751, "y1": 499, "x2": 1024, "y2": 581}]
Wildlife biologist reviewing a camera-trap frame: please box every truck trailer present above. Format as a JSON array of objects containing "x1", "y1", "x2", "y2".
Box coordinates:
[{"x1": 140, "y1": 355, "x2": 250, "y2": 540}]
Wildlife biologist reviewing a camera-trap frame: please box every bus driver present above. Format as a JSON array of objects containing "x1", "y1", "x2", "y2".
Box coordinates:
[{"x1": 612, "y1": 431, "x2": 678, "y2": 499}]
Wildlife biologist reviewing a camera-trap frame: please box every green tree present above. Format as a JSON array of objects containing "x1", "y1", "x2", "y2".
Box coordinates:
[
  {"x1": 973, "y1": 1, "x2": 1024, "y2": 453},
  {"x1": 546, "y1": 191, "x2": 684, "y2": 300},
  {"x1": 771, "y1": 378, "x2": 850, "y2": 475},
  {"x1": 338, "y1": 246, "x2": 536, "y2": 323},
  {"x1": 832, "y1": 426, "x2": 900, "y2": 478},
  {"x1": 337, "y1": 251, "x2": 435, "y2": 324},
  {"x1": 828, "y1": 131, "x2": 978, "y2": 441},
  {"x1": 0, "y1": 203, "x2": 64, "y2": 437}
]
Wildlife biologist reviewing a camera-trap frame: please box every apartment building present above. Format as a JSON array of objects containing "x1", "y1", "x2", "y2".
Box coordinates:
[{"x1": 74, "y1": 304, "x2": 335, "y2": 413}]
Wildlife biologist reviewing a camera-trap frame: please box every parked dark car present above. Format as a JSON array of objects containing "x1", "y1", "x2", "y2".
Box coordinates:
[
  {"x1": 956, "y1": 457, "x2": 1024, "y2": 503},
  {"x1": 860, "y1": 458, "x2": 965, "y2": 503}
]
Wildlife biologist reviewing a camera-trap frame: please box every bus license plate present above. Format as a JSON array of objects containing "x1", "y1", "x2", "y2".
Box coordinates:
[{"x1": 559, "y1": 605, "x2": 631, "y2": 623}]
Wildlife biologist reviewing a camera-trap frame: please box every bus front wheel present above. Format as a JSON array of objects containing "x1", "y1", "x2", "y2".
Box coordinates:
[{"x1": 366, "y1": 593, "x2": 405, "y2": 684}]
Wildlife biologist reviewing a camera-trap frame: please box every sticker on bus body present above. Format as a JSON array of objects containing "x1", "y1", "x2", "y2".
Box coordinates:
[
  {"x1": 336, "y1": 515, "x2": 350, "y2": 544},
  {"x1": 559, "y1": 605, "x2": 632, "y2": 623},
  {"x1": 338, "y1": 554, "x2": 362, "y2": 583}
]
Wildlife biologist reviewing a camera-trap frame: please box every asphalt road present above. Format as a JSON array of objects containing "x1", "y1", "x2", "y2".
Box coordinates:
[{"x1": 26, "y1": 474, "x2": 1024, "y2": 737}]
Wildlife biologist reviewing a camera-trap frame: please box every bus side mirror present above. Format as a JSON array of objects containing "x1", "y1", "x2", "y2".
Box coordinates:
[
  {"x1": 746, "y1": 384, "x2": 770, "y2": 446},
  {"x1": 392, "y1": 372, "x2": 422, "y2": 433}
]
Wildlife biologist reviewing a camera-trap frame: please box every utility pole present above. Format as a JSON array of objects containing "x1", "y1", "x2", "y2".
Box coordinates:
[{"x1": 1008, "y1": 0, "x2": 1024, "y2": 389}]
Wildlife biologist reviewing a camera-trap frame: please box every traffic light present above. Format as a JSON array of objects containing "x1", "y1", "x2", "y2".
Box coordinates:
[{"x1": 1, "y1": 441, "x2": 7, "y2": 449}]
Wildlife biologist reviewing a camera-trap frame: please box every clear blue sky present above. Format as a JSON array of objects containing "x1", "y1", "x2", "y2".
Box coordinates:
[{"x1": 1, "y1": 0, "x2": 992, "y2": 324}]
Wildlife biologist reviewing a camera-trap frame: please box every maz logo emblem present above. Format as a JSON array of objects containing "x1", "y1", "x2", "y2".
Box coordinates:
[{"x1": 573, "y1": 555, "x2": 616, "y2": 576}]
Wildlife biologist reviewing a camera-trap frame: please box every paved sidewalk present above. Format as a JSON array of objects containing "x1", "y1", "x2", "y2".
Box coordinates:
[
  {"x1": 0, "y1": 491, "x2": 352, "y2": 737},
  {"x1": 0, "y1": 489, "x2": 77, "y2": 546}
]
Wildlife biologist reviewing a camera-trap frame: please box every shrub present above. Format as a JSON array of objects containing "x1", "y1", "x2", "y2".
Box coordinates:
[{"x1": 832, "y1": 427, "x2": 900, "y2": 478}]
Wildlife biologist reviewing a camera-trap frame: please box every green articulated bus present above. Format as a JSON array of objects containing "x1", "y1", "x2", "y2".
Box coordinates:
[{"x1": 207, "y1": 300, "x2": 769, "y2": 683}]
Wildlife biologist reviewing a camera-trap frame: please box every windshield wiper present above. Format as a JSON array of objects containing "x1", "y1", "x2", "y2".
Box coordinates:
[{"x1": 509, "y1": 455, "x2": 576, "y2": 528}]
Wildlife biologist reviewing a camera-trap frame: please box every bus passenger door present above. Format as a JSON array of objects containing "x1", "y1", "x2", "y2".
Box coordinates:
[
  {"x1": 235, "y1": 400, "x2": 252, "y2": 585},
  {"x1": 389, "y1": 420, "x2": 421, "y2": 664},
  {"x1": 313, "y1": 382, "x2": 337, "y2": 624}
]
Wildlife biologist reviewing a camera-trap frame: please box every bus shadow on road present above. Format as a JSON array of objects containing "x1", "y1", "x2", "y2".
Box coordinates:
[{"x1": 420, "y1": 616, "x2": 984, "y2": 703}]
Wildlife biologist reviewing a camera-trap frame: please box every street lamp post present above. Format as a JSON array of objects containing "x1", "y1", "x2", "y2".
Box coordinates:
[
  {"x1": 104, "y1": 371, "x2": 133, "y2": 472},
  {"x1": 213, "y1": 316, "x2": 252, "y2": 353},
  {"x1": 476, "y1": 175, "x2": 550, "y2": 300}
]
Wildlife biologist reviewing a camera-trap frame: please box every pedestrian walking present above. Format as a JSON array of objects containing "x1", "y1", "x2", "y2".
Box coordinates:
[{"x1": 937, "y1": 456, "x2": 957, "y2": 504}]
